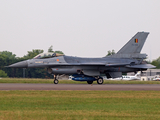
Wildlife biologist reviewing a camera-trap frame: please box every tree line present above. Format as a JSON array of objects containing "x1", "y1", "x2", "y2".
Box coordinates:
[
  {"x1": 0, "y1": 48, "x2": 159, "y2": 78},
  {"x1": 0, "y1": 46, "x2": 63, "y2": 78}
]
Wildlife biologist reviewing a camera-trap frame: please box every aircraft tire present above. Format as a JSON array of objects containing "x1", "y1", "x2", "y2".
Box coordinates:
[
  {"x1": 54, "y1": 79, "x2": 59, "y2": 84},
  {"x1": 97, "y1": 78, "x2": 103, "y2": 84},
  {"x1": 87, "y1": 81, "x2": 93, "y2": 84}
]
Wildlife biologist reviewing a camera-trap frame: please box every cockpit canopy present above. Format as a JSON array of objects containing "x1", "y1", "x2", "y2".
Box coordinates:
[{"x1": 33, "y1": 52, "x2": 64, "y2": 59}]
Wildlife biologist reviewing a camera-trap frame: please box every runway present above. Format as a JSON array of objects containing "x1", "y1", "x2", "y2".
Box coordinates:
[{"x1": 0, "y1": 83, "x2": 160, "y2": 90}]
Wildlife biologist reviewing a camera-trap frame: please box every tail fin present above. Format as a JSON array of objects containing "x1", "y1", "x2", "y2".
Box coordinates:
[{"x1": 117, "y1": 32, "x2": 149, "y2": 54}]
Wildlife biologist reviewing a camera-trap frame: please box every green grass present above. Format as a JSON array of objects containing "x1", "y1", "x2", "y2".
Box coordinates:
[
  {"x1": 0, "y1": 78, "x2": 160, "y2": 84},
  {"x1": 0, "y1": 91, "x2": 160, "y2": 120}
]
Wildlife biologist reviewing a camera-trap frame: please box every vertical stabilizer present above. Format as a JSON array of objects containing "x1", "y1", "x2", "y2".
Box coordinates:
[{"x1": 117, "y1": 32, "x2": 149, "y2": 54}]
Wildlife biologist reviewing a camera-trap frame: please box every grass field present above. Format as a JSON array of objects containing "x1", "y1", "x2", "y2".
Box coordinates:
[
  {"x1": 0, "y1": 78, "x2": 160, "y2": 84},
  {"x1": 0, "y1": 91, "x2": 160, "y2": 120}
]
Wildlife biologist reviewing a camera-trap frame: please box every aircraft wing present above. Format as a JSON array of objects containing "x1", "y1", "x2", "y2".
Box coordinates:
[
  {"x1": 47, "y1": 63, "x2": 105, "y2": 67},
  {"x1": 48, "y1": 63, "x2": 129, "y2": 67},
  {"x1": 80, "y1": 63, "x2": 106, "y2": 66},
  {"x1": 48, "y1": 63, "x2": 81, "y2": 66},
  {"x1": 48, "y1": 63, "x2": 155, "y2": 69},
  {"x1": 105, "y1": 63, "x2": 130, "y2": 67},
  {"x1": 126, "y1": 64, "x2": 156, "y2": 69},
  {"x1": 81, "y1": 63, "x2": 129, "y2": 66}
]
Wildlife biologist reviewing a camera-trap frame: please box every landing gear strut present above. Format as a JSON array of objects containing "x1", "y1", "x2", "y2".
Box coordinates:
[
  {"x1": 97, "y1": 77, "x2": 104, "y2": 84},
  {"x1": 54, "y1": 75, "x2": 59, "y2": 84}
]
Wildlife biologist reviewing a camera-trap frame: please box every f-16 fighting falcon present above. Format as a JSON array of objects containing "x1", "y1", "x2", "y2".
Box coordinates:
[{"x1": 7, "y1": 32, "x2": 155, "y2": 84}]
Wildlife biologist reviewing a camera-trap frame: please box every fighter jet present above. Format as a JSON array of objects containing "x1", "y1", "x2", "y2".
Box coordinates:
[{"x1": 7, "y1": 32, "x2": 155, "y2": 84}]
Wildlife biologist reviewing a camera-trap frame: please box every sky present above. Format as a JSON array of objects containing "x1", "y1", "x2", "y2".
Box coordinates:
[{"x1": 0, "y1": 0, "x2": 160, "y2": 61}]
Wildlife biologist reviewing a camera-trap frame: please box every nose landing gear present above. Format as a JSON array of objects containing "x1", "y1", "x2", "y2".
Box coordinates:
[
  {"x1": 53, "y1": 75, "x2": 59, "y2": 84},
  {"x1": 54, "y1": 79, "x2": 59, "y2": 84}
]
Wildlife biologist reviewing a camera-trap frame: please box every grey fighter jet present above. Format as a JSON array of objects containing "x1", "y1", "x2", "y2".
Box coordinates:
[{"x1": 7, "y1": 32, "x2": 155, "y2": 84}]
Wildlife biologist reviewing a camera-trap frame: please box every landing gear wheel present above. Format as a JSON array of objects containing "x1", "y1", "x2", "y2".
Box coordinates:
[
  {"x1": 87, "y1": 81, "x2": 93, "y2": 84},
  {"x1": 54, "y1": 79, "x2": 59, "y2": 84},
  {"x1": 97, "y1": 78, "x2": 103, "y2": 84}
]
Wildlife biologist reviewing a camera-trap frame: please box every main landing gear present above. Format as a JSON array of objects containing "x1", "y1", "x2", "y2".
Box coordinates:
[
  {"x1": 86, "y1": 77, "x2": 104, "y2": 85},
  {"x1": 87, "y1": 81, "x2": 93, "y2": 84},
  {"x1": 54, "y1": 75, "x2": 59, "y2": 84},
  {"x1": 97, "y1": 77, "x2": 104, "y2": 84}
]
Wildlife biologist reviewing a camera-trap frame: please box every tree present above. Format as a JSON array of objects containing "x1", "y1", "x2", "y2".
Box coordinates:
[
  {"x1": 0, "y1": 49, "x2": 63, "y2": 78},
  {"x1": 0, "y1": 52, "x2": 18, "y2": 78},
  {"x1": 0, "y1": 51, "x2": 16, "y2": 59},
  {"x1": 48, "y1": 46, "x2": 64, "y2": 54},
  {"x1": 151, "y1": 57, "x2": 160, "y2": 69},
  {"x1": 55, "y1": 51, "x2": 64, "y2": 54},
  {"x1": 0, "y1": 54, "x2": 8, "y2": 69},
  {"x1": 48, "y1": 45, "x2": 54, "y2": 52},
  {"x1": 23, "y1": 49, "x2": 44, "y2": 59},
  {"x1": 0, "y1": 70, "x2": 8, "y2": 77},
  {"x1": 106, "y1": 50, "x2": 115, "y2": 56}
]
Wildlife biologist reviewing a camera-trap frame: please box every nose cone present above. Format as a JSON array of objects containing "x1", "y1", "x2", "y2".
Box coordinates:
[{"x1": 7, "y1": 61, "x2": 28, "y2": 68}]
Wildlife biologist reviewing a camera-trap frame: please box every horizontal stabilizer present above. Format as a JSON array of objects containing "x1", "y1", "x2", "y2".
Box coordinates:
[{"x1": 126, "y1": 64, "x2": 156, "y2": 69}]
